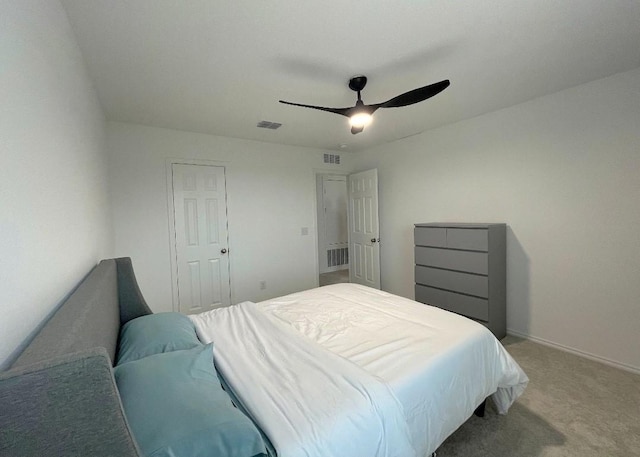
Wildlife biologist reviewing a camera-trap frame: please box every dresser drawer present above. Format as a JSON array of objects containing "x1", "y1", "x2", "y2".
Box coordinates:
[
  {"x1": 414, "y1": 246, "x2": 488, "y2": 275},
  {"x1": 446, "y1": 228, "x2": 488, "y2": 251},
  {"x1": 415, "y1": 265, "x2": 488, "y2": 298},
  {"x1": 414, "y1": 227, "x2": 446, "y2": 247},
  {"x1": 415, "y1": 284, "x2": 489, "y2": 321}
]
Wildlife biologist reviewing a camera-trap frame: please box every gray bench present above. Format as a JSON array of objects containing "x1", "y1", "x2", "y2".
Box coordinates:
[{"x1": 0, "y1": 258, "x2": 152, "y2": 456}]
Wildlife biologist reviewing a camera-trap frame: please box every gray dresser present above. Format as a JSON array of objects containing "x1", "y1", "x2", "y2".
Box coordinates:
[{"x1": 414, "y1": 223, "x2": 506, "y2": 339}]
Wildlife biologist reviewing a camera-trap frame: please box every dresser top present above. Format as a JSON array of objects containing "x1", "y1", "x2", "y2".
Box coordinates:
[{"x1": 415, "y1": 223, "x2": 506, "y2": 228}]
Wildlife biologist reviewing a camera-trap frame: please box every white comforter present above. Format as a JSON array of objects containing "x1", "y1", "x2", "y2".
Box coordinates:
[
  {"x1": 191, "y1": 284, "x2": 528, "y2": 457},
  {"x1": 191, "y1": 300, "x2": 416, "y2": 457}
]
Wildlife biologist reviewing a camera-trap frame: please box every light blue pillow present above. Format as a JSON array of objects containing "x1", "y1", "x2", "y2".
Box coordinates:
[
  {"x1": 116, "y1": 312, "x2": 202, "y2": 365},
  {"x1": 114, "y1": 344, "x2": 267, "y2": 457}
]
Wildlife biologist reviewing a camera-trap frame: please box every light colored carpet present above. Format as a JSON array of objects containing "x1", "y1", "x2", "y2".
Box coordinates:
[
  {"x1": 435, "y1": 336, "x2": 640, "y2": 456},
  {"x1": 319, "y1": 269, "x2": 350, "y2": 286}
]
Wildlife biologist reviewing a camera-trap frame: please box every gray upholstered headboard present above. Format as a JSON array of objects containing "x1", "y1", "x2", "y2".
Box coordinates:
[
  {"x1": 1, "y1": 257, "x2": 152, "y2": 456},
  {"x1": 10, "y1": 257, "x2": 152, "y2": 369}
]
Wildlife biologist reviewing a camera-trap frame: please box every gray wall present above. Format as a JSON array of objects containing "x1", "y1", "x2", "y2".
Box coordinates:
[
  {"x1": 353, "y1": 68, "x2": 640, "y2": 372},
  {"x1": 107, "y1": 122, "x2": 352, "y2": 312},
  {"x1": 0, "y1": 1, "x2": 111, "y2": 369},
  {"x1": 3, "y1": 0, "x2": 638, "y2": 375}
]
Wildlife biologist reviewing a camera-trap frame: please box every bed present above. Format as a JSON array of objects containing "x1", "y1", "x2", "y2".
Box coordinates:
[
  {"x1": 191, "y1": 283, "x2": 528, "y2": 457},
  {"x1": 0, "y1": 258, "x2": 527, "y2": 457}
]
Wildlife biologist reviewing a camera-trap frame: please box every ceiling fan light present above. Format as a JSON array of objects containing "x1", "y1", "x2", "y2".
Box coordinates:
[{"x1": 349, "y1": 112, "x2": 372, "y2": 128}]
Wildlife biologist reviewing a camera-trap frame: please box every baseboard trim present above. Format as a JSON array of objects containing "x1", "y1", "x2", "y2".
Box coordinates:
[{"x1": 506, "y1": 329, "x2": 640, "y2": 376}]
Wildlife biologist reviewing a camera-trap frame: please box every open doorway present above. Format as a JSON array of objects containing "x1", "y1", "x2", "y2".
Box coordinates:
[{"x1": 316, "y1": 174, "x2": 350, "y2": 286}]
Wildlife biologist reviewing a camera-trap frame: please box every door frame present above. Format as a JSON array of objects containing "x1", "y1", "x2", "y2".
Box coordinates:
[
  {"x1": 313, "y1": 168, "x2": 380, "y2": 288},
  {"x1": 316, "y1": 173, "x2": 349, "y2": 275},
  {"x1": 165, "y1": 158, "x2": 232, "y2": 311},
  {"x1": 312, "y1": 169, "x2": 348, "y2": 286}
]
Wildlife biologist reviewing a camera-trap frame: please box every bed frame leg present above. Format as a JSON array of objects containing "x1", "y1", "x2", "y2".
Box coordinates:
[{"x1": 474, "y1": 398, "x2": 487, "y2": 417}]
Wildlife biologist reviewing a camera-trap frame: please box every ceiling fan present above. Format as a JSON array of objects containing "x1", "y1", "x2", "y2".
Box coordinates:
[{"x1": 279, "y1": 76, "x2": 450, "y2": 134}]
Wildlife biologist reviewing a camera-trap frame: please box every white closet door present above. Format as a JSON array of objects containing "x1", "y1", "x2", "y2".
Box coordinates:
[{"x1": 172, "y1": 164, "x2": 230, "y2": 313}]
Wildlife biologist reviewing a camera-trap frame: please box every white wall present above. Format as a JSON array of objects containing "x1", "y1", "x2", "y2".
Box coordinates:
[
  {"x1": 0, "y1": 1, "x2": 111, "y2": 368},
  {"x1": 7, "y1": 0, "x2": 633, "y2": 375},
  {"x1": 353, "y1": 68, "x2": 640, "y2": 372},
  {"x1": 107, "y1": 122, "x2": 352, "y2": 312}
]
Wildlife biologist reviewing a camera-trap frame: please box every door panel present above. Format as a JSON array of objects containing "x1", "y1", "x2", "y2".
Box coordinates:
[
  {"x1": 348, "y1": 169, "x2": 380, "y2": 289},
  {"x1": 172, "y1": 164, "x2": 230, "y2": 314}
]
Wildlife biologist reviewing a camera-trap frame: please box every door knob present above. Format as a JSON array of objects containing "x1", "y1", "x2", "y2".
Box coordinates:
[
  {"x1": 371, "y1": 238, "x2": 377, "y2": 243},
  {"x1": 220, "y1": 248, "x2": 227, "y2": 254}
]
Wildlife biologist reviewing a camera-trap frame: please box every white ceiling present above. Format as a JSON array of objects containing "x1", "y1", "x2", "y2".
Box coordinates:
[{"x1": 61, "y1": 0, "x2": 640, "y2": 152}]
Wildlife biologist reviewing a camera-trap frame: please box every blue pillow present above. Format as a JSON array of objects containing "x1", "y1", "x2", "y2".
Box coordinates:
[
  {"x1": 116, "y1": 312, "x2": 202, "y2": 365},
  {"x1": 114, "y1": 344, "x2": 267, "y2": 457}
]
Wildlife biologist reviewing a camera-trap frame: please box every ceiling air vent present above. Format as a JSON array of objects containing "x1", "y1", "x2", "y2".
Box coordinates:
[
  {"x1": 323, "y1": 153, "x2": 341, "y2": 165},
  {"x1": 257, "y1": 120, "x2": 282, "y2": 130}
]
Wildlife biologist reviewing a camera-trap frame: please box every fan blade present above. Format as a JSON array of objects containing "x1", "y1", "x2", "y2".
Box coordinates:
[
  {"x1": 378, "y1": 80, "x2": 450, "y2": 109},
  {"x1": 279, "y1": 100, "x2": 351, "y2": 117},
  {"x1": 351, "y1": 125, "x2": 364, "y2": 135}
]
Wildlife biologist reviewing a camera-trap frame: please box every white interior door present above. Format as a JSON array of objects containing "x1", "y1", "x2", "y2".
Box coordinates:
[
  {"x1": 172, "y1": 164, "x2": 231, "y2": 314},
  {"x1": 348, "y1": 169, "x2": 380, "y2": 289}
]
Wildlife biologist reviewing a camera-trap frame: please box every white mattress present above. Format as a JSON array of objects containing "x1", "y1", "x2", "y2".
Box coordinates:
[{"x1": 192, "y1": 283, "x2": 528, "y2": 457}]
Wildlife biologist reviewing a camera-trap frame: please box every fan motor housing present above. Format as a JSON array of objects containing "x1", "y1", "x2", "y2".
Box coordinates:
[{"x1": 348, "y1": 76, "x2": 368, "y2": 92}]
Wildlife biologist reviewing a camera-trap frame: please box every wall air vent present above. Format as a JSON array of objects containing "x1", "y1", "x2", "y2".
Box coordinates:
[
  {"x1": 327, "y1": 247, "x2": 349, "y2": 267},
  {"x1": 257, "y1": 120, "x2": 282, "y2": 130},
  {"x1": 323, "y1": 153, "x2": 341, "y2": 165}
]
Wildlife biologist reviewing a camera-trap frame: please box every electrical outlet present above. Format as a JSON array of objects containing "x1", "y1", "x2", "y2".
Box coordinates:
[{"x1": 259, "y1": 280, "x2": 267, "y2": 290}]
